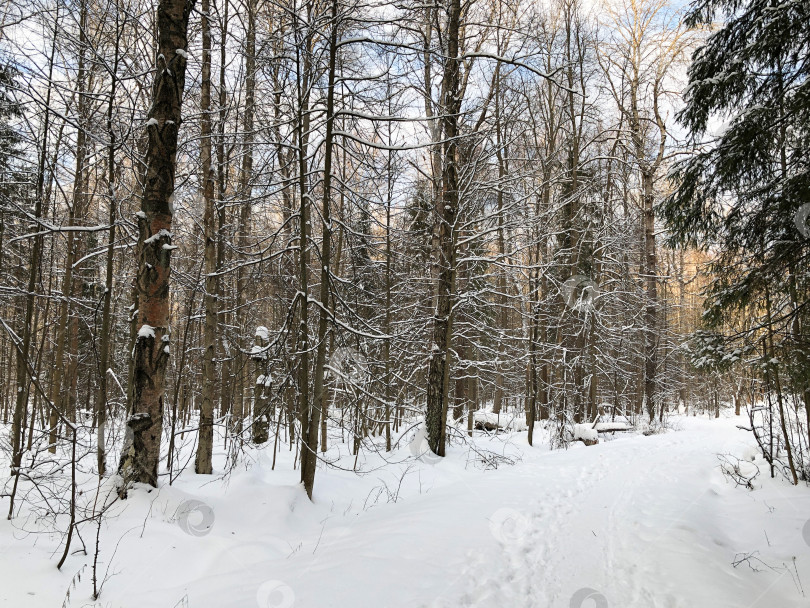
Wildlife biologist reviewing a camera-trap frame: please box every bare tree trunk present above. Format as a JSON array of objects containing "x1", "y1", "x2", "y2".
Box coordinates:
[
  {"x1": 234, "y1": 0, "x2": 256, "y2": 440},
  {"x1": 216, "y1": 0, "x2": 232, "y2": 422},
  {"x1": 294, "y1": 10, "x2": 313, "y2": 490},
  {"x1": 96, "y1": 20, "x2": 121, "y2": 476},
  {"x1": 11, "y1": 3, "x2": 59, "y2": 475},
  {"x1": 119, "y1": 0, "x2": 194, "y2": 489},
  {"x1": 43, "y1": 9, "x2": 71, "y2": 454},
  {"x1": 453, "y1": 340, "x2": 466, "y2": 422},
  {"x1": 302, "y1": 0, "x2": 339, "y2": 498},
  {"x1": 527, "y1": 271, "x2": 538, "y2": 445},
  {"x1": 425, "y1": 0, "x2": 460, "y2": 457},
  {"x1": 196, "y1": 0, "x2": 216, "y2": 475},
  {"x1": 467, "y1": 366, "x2": 477, "y2": 436},
  {"x1": 251, "y1": 330, "x2": 270, "y2": 444},
  {"x1": 642, "y1": 171, "x2": 658, "y2": 422},
  {"x1": 168, "y1": 280, "x2": 198, "y2": 476},
  {"x1": 493, "y1": 89, "x2": 507, "y2": 417},
  {"x1": 64, "y1": 0, "x2": 92, "y2": 431},
  {"x1": 384, "y1": 141, "x2": 393, "y2": 451},
  {"x1": 49, "y1": 232, "x2": 75, "y2": 453}
]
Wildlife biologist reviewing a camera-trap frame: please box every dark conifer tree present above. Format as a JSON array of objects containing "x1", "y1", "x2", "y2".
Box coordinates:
[{"x1": 663, "y1": 0, "x2": 810, "y2": 478}]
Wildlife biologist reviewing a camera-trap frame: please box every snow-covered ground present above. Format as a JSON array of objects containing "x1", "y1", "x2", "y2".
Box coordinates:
[{"x1": 2, "y1": 413, "x2": 809, "y2": 607}]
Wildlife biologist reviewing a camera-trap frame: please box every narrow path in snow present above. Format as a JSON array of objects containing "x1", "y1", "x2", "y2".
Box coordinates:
[{"x1": 409, "y1": 419, "x2": 806, "y2": 608}]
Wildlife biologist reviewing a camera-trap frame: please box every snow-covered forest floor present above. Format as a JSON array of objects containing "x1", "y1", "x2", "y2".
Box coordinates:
[{"x1": 2, "y1": 412, "x2": 809, "y2": 608}]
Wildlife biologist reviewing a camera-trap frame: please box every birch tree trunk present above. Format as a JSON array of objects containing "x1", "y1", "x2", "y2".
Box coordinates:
[{"x1": 119, "y1": 0, "x2": 194, "y2": 489}]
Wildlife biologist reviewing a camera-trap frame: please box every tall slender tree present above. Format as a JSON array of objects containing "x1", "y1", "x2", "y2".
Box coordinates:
[{"x1": 119, "y1": 0, "x2": 195, "y2": 489}]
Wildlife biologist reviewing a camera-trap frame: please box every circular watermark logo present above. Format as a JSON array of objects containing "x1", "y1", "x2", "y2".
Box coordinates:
[
  {"x1": 489, "y1": 508, "x2": 530, "y2": 544},
  {"x1": 256, "y1": 580, "x2": 295, "y2": 608},
  {"x1": 802, "y1": 519, "x2": 810, "y2": 547},
  {"x1": 176, "y1": 499, "x2": 215, "y2": 537},
  {"x1": 570, "y1": 587, "x2": 608, "y2": 608},
  {"x1": 562, "y1": 275, "x2": 598, "y2": 312},
  {"x1": 328, "y1": 347, "x2": 369, "y2": 384},
  {"x1": 409, "y1": 424, "x2": 442, "y2": 465},
  {"x1": 794, "y1": 204, "x2": 810, "y2": 237}
]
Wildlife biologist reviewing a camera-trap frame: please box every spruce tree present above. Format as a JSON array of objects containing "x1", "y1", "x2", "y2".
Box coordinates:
[
  {"x1": 663, "y1": 0, "x2": 810, "y2": 477},
  {"x1": 664, "y1": 0, "x2": 809, "y2": 295}
]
